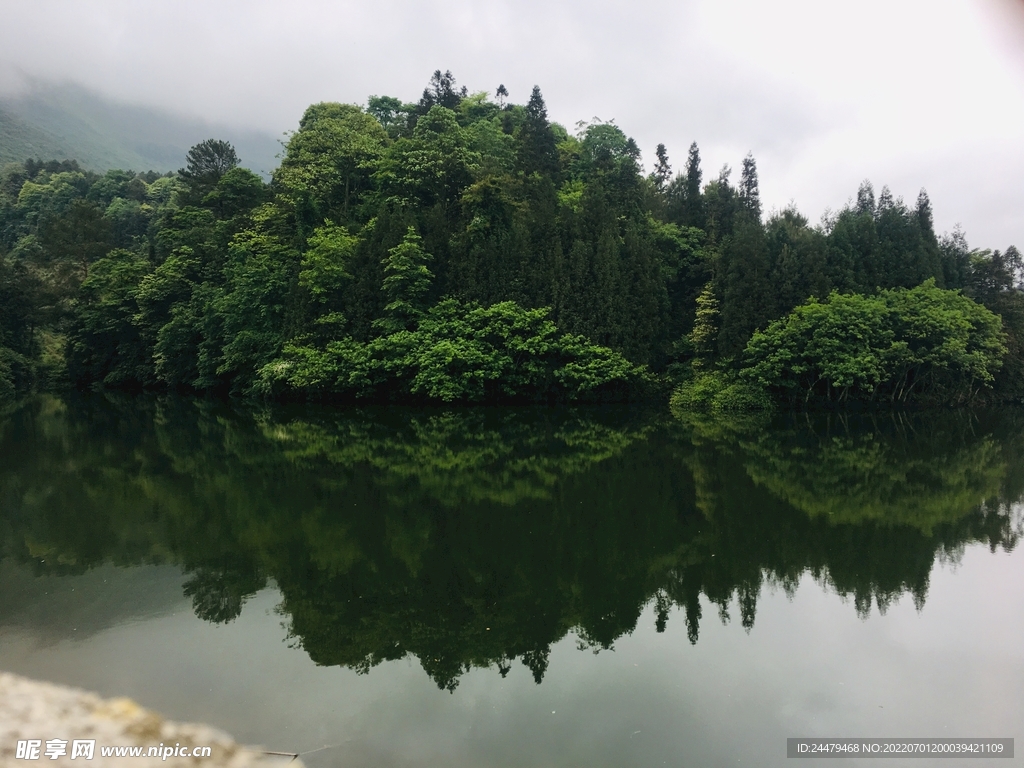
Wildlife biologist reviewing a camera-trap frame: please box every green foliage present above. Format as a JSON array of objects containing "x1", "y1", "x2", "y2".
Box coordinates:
[
  {"x1": 2, "y1": 73, "x2": 1023, "y2": 406},
  {"x1": 261, "y1": 298, "x2": 653, "y2": 403},
  {"x1": 366, "y1": 95, "x2": 413, "y2": 138},
  {"x1": 742, "y1": 281, "x2": 1006, "y2": 405},
  {"x1": 299, "y1": 222, "x2": 356, "y2": 300},
  {"x1": 374, "y1": 226, "x2": 434, "y2": 333},
  {"x1": 276, "y1": 104, "x2": 386, "y2": 225},
  {"x1": 688, "y1": 281, "x2": 719, "y2": 370},
  {"x1": 177, "y1": 139, "x2": 238, "y2": 205},
  {"x1": 0, "y1": 343, "x2": 35, "y2": 402},
  {"x1": 0, "y1": 349, "x2": 14, "y2": 403},
  {"x1": 670, "y1": 369, "x2": 773, "y2": 413},
  {"x1": 66, "y1": 249, "x2": 152, "y2": 387},
  {"x1": 217, "y1": 204, "x2": 301, "y2": 393},
  {"x1": 201, "y1": 167, "x2": 267, "y2": 218},
  {"x1": 375, "y1": 105, "x2": 478, "y2": 210}
]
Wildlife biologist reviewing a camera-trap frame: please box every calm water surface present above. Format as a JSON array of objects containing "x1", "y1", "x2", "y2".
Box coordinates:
[{"x1": 0, "y1": 395, "x2": 1021, "y2": 767}]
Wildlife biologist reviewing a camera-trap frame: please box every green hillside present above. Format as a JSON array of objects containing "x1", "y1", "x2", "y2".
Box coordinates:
[{"x1": 0, "y1": 84, "x2": 280, "y2": 176}]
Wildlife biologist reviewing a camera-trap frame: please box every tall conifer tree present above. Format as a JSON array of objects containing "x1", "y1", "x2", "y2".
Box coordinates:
[
  {"x1": 653, "y1": 144, "x2": 672, "y2": 190},
  {"x1": 374, "y1": 227, "x2": 435, "y2": 333},
  {"x1": 683, "y1": 142, "x2": 704, "y2": 228},
  {"x1": 517, "y1": 86, "x2": 559, "y2": 178},
  {"x1": 738, "y1": 153, "x2": 761, "y2": 221}
]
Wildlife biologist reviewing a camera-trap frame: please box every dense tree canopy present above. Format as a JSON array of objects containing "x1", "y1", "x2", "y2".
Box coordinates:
[
  {"x1": 742, "y1": 281, "x2": 1006, "y2": 405},
  {"x1": 0, "y1": 70, "x2": 1020, "y2": 406}
]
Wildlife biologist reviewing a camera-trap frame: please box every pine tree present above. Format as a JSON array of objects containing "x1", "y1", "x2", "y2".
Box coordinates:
[
  {"x1": 374, "y1": 227, "x2": 435, "y2": 333},
  {"x1": 417, "y1": 70, "x2": 466, "y2": 115},
  {"x1": 717, "y1": 217, "x2": 770, "y2": 355},
  {"x1": 1006, "y1": 245, "x2": 1023, "y2": 290},
  {"x1": 855, "y1": 181, "x2": 875, "y2": 216},
  {"x1": 689, "y1": 282, "x2": 719, "y2": 370},
  {"x1": 738, "y1": 153, "x2": 761, "y2": 221},
  {"x1": 913, "y1": 189, "x2": 942, "y2": 285},
  {"x1": 495, "y1": 84, "x2": 508, "y2": 108},
  {"x1": 683, "y1": 142, "x2": 704, "y2": 228},
  {"x1": 178, "y1": 139, "x2": 239, "y2": 206},
  {"x1": 877, "y1": 185, "x2": 894, "y2": 215},
  {"x1": 703, "y1": 165, "x2": 735, "y2": 243},
  {"x1": 517, "y1": 86, "x2": 559, "y2": 178},
  {"x1": 653, "y1": 143, "x2": 672, "y2": 190}
]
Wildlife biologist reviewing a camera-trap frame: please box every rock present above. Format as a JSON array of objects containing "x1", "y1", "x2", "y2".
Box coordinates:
[{"x1": 0, "y1": 672, "x2": 301, "y2": 767}]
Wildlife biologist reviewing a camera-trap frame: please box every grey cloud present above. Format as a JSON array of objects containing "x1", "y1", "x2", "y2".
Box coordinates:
[{"x1": 0, "y1": 0, "x2": 1020, "y2": 247}]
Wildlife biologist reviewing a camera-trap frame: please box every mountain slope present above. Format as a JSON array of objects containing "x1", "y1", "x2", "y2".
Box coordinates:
[{"x1": 0, "y1": 83, "x2": 281, "y2": 176}]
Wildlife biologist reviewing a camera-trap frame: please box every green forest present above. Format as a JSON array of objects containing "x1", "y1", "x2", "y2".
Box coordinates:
[{"x1": 2, "y1": 70, "x2": 1021, "y2": 407}]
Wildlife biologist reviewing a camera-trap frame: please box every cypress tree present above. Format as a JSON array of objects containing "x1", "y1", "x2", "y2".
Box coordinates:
[
  {"x1": 718, "y1": 217, "x2": 771, "y2": 355},
  {"x1": 703, "y1": 165, "x2": 736, "y2": 243},
  {"x1": 683, "y1": 142, "x2": 705, "y2": 229},
  {"x1": 374, "y1": 227, "x2": 435, "y2": 333},
  {"x1": 517, "y1": 86, "x2": 559, "y2": 178},
  {"x1": 913, "y1": 189, "x2": 943, "y2": 286},
  {"x1": 877, "y1": 185, "x2": 894, "y2": 215},
  {"x1": 689, "y1": 282, "x2": 719, "y2": 371},
  {"x1": 855, "y1": 181, "x2": 875, "y2": 216},
  {"x1": 417, "y1": 70, "x2": 465, "y2": 114},
  {"x1": 738, "y1": 153, "x2": 761, "y2": 222},
  {"x1": 653, "y1": 143, "x2": 672, "y2": 190}
]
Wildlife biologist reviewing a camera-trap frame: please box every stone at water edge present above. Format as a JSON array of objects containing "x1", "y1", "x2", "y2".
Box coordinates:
[{"x1": 0, "y1": 672, "x2": 301, "y2": 767}]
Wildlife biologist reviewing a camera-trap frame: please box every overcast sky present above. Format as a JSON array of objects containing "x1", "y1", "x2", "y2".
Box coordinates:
[{"x1": 2, "y1": 0, "x2": 1022, "y2": 248}]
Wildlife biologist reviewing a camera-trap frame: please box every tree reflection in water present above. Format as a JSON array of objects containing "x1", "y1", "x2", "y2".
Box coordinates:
[{"x1": 0, "y1": 395, "x2": 1020, "y2": 691}]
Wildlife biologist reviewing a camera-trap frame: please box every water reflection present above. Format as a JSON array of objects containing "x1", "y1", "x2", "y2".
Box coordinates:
[{"x1": 0, "y1": 396, "x2": 1020, "y2": 691}]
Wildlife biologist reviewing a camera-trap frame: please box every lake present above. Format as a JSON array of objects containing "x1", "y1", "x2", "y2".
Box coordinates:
[{"x1": 0, "y1": 395, "x2": 1021, "y2": 767}]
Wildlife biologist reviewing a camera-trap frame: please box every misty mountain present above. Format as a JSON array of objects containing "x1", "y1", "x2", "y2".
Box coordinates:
[{"x1": 0, "y1": 82, "x2": 281, "y2": 177}]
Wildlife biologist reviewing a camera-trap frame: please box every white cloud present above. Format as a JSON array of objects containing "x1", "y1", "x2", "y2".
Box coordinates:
[{"x1": 2, "y1": 0, "x2": 1021, "y2": 246}]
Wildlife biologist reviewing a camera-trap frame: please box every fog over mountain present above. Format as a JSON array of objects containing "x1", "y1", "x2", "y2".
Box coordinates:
[
  {"x1": 0, "y1": 82, "x2": 280, "y2": 177},
  {"x1": 2, "y1": 0, "x2": 1022, "y2": 248}
]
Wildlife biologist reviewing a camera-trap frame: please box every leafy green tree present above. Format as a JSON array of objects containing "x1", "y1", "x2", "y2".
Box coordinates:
[
  {"x1": 65, "y1": 249, "x2": 153, "y2": 387},
  {"x1": 260, "y1": 295, "x2": 652, "y2": 404},
  {"x1": 375, "y1": 106, "x2": 478, "y2": 213},
  {"x1": 14, "y1": 170, "x2": 92, "y2": 232},
  {"x1": 38, "y1": 199, "x2": 111, "y2": 279},
  {"x1": 178, "y1": 139, "x2": 239, "y2": 205},
  {"x1": 87, "y1": 169, "x2": 137, "y2": 207},
  {"x1": 217, "y1": 203, "x2": 302, "y2": 393},
  {"x1": 299, "y1": 222, "x2": 357, "y2": 302},
  {"x1": 277, "y1": 103, "x2": 387, "y2": 227},
  {"x1": 200, "y1": 167, "x2": 267, "y2": 219},
  {"x1": 367, "y1": 95, "x2": 412, "y2": 138},
  {"x1": 743, "y1": 281, "x2": 1006, "y2": 405},
  {"x1": 134, "y1": 246, "x2": 206, "y2": 388},
  {"x1": 105, "y1": 197, "x2": 149, "y2": 248}
]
